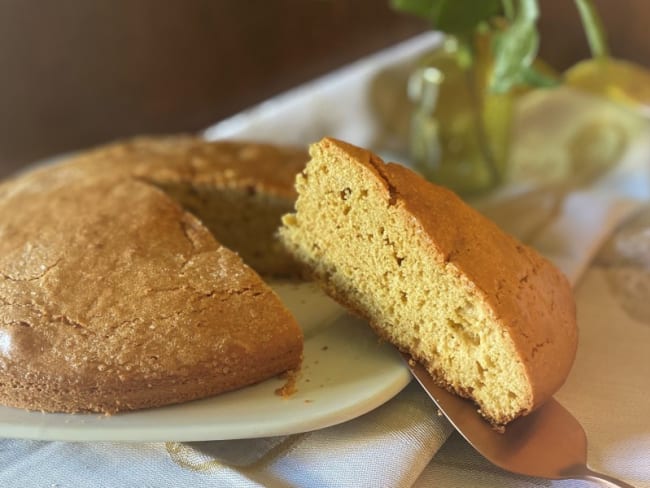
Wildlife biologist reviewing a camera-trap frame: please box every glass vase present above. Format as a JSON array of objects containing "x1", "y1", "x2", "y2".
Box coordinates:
[{"x1": 408, "y1": 35, "x2": 514, "y2": 195}]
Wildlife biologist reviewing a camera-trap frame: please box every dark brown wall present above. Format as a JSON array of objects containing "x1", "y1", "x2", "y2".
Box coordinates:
[
  {"x1": 0, "y1": 0, "x2": 425, "y2": 175},
  {"x1": 539, "y1": 0, "x2": 650, "y2": 70},
  {"x1": 0, "y1": 0, "x2": 648, "y2": 177}
]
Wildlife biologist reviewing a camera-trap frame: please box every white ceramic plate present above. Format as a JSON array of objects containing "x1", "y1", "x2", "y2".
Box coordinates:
[{"x1": 0, "y1": 282, "x2": 411, "y2": 442}]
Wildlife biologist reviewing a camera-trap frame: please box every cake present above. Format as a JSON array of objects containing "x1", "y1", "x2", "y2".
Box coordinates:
[
  {"x1": 0, "y1": 167, "x2": 302, "y2": 413},
  {"x1": 279, "y1": 138, "x2": 578, "y2": 427},
  {"x1": 64, "y1": 135, "x2": 308, "y2": 277}
]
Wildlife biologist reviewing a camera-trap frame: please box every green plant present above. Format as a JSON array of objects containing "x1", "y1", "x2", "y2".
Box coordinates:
[{"x1": 390, "y1": 0, "x2": 610, "y2": 93}]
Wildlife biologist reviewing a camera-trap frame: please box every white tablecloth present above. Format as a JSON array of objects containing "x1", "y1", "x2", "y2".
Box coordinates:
[{"x1": 2, "y1": 33, "x2": 649, "y2": 487}]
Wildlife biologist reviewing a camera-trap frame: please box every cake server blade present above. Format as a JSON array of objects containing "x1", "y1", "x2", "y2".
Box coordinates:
[{"x1": 403, "y1": 354, "x2": 635, "y2": 487}]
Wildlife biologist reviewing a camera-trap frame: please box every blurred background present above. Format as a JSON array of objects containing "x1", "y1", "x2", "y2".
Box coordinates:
[{"x1": 1, "y1": 0, "x2": 648, "y2": 177}]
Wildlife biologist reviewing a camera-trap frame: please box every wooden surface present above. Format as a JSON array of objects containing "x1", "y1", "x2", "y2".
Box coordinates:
[{"x1": 0, "y1": 0, "x2": 648, "y2": 177}]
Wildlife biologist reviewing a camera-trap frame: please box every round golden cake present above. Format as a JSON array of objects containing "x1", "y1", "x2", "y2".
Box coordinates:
[{"x1": 0, "y1": 165, "x2": 302, "y2": 413}]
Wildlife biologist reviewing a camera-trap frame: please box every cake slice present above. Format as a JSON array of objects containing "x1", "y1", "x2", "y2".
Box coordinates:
[
  {"x1": 279, "y1": 138, "x2": 578, "y2": 427},
  {"x1": 0, "y1": 169, "x2": 302, "y2": 413}
]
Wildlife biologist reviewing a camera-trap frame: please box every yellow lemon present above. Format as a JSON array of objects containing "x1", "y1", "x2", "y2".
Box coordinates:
[{"x1": 565, "y1": 58, "x2": 650, "y2": 116}]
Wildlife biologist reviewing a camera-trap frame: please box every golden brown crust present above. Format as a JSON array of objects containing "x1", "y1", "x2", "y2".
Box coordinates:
[
  {"x1": 286, "y1": 137, "x2": 577, "y2": 423},
  {"x1": 64, "y1": 135, "x2": 308, "y2": 199},
  {"x1": 329, "y1": 138, "x2": 577, "y2": 411},
  {"x1": 372, "y1": 163, "x2": 576, "y2": 414},
  {"x1": 0, "y1": 170, "x2": 302, "y2": 413}
]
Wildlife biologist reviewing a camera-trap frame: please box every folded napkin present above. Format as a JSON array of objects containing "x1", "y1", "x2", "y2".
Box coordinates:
[{"x1": 2, "y1": 33, "x2": 649, "y2": 488}]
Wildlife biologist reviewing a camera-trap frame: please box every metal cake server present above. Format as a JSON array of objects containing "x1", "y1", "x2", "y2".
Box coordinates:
[{"x1": 404, "y1": 355, "x2": 636, "y2": 487}]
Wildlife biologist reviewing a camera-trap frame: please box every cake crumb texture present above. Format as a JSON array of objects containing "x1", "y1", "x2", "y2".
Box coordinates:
[{"x1": 279, "y1": 137, "x2": 578, "y2": 426}]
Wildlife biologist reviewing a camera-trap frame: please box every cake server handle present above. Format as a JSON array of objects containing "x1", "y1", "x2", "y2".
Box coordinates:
[{"x1": 572, "y1": 466, "x2": 636, "y2": 488}]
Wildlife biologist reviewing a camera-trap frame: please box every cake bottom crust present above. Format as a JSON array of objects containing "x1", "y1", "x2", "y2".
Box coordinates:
[{"x1": 0, "y1": 348, "x2": 301, "y2": 414}]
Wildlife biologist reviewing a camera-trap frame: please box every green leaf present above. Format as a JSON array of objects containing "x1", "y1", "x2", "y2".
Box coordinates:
[
  {"x1": 392, "y1": 0, "x2": 555, "y2": 92},
  {"x1": 434, "y1": 0, "x2": 502, "y2": 34},
  {"x1": 501, "y1": 0, "x2": 516, "y2": 20},
  {"x1": 389, "y1": 0, "x2": 438, "y2": 23},
  {"x1": 490, "y1": 0, "x2": 541, "y2": 93},
  {"x1": 520, "y1": 65, "x2": 560, "y2": 88},
  {"x1": 391, "y1": 0, "x2": 502, "y2": 35}
]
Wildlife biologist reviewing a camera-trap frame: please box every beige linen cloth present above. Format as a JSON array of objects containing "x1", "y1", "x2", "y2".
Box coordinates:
[{"x1": 1, "y1": 34, "x2": 649, "y2": 487}]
